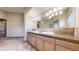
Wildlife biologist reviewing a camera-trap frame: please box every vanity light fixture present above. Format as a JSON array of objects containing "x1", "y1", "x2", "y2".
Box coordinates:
[
  {"x1": 46, "y1": 10, "x2": 53, "y2": 16},
  {"x1": 35, "y1": 19, "x2": 41, "y2": 21},
  {"x1": 46, "y1": 7, "x2": 63, "y2": 19},
  {"x1": 35, "y1": 17, "x2": 40, "y2": 19},
  {"x1": 32, "y1": 16, "x2": 41, "y2": 21}
]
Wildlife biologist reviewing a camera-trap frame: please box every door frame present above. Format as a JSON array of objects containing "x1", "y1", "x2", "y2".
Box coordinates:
[{"x1": 0, "y1": 19, "x2": 7, "y2": 37}]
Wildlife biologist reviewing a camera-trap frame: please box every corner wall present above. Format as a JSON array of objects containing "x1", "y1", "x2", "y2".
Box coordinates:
[
  {"x1": 0, "y1": 10, "x2": 24, "y2": 37},
  {"x1": 6, "y1": 13, "x2": 24, "y2": 37}
]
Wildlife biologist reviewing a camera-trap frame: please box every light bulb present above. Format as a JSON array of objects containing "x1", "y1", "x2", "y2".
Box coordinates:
[
  {"x1": 52, "y1": 13, "x2": 54, "y2": 17},
  {"x1": 59, "y1": 11, "x2": 63, "y2": 15},
  {"x1": 49, "y1": 16, "x2": 52, "y2": 19},
  {"x1": 53, "y1": 8, "x2": 57, "y2": 12},
  {"x1": 49, "y1": 10, "x2": 52, "y2": 13}
]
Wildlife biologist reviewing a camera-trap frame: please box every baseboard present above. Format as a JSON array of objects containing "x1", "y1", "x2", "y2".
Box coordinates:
[{"x1": 6, "y1": 36, "x2": 24, "y2": 38}]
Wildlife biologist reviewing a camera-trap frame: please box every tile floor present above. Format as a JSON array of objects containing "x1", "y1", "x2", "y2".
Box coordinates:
[{"x1": 0, "y1": 37, "x2": 36, "y2": 51}]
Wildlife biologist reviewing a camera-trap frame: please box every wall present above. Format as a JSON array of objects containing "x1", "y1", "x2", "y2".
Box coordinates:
[
  {"x1": 0, "y1": 10, "x2": 7, "y2": 19},
  {"x1": 6, "y1": 13, "x2": 24, "y2": 37},
  {"x1": 75, "y1": 8, "x2": 79, "y2": 28},
  {"x1": 0, "y1": 10, "x2": 24, "y2": 37},
  {"x1": 24, "y1": 12, "x2": 37, "y2": 41},
  {"x1": 75, "y1": 8, "x2": 79, "y2": 39}
]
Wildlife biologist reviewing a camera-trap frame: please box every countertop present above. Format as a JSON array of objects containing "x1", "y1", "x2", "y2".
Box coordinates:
[{"x1": 28, "y1": 31, "x2": 79, "y2": 44}]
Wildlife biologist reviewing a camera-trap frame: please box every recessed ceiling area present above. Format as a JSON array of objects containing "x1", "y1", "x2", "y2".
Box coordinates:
[{"x1": 0, "y1": 7, "x2": 31, "y2": 13}]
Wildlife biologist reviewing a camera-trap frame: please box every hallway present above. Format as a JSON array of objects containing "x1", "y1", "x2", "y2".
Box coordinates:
[{"x1": 0, "y1": 37, "x2": 36, "y2": 51}]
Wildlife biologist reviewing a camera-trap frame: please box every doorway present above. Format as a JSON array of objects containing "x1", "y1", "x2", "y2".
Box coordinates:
[{"x1": 0, "y1": 19, "x2": 7, "y2": 37}]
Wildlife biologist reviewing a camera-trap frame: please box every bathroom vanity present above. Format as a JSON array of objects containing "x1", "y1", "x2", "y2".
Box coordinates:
[
  {"x1": 26, "y1": 8, "x2": 79, "y2": 51},
  {"x1": 27, "y1": 28, "x2": 79, "y2": 51}
]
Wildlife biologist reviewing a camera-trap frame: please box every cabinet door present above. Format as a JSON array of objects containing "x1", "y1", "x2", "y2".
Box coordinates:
[
  {"x1": 44, "y1": 40, "x2": 55, "y2": 51},
  {"x1": 36, "y1": 38, "x2": 44, "y2": 51},
  {"x1": 27, "y1": 33, "x2": 31, "y2": 43},
  {"x1": 56, "y1": 40, "x2": 79, "y2": 51},
  {"x1": 31, "y1": 35, "x2": 36, "y2": 47},
  {"x1": 56, "y1": 45, "x2": 71, "y2": 51},
  {"x1": 28, "y1": 36, "x2": 31, "y2": 44},
  {"x1": 27, "y1": 33, "x2": 29, "y2": 41}
]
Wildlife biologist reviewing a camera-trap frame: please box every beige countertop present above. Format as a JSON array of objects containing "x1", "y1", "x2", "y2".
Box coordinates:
[{"x1": 28, "y1": 31, "x2": 79, "y2": 44}]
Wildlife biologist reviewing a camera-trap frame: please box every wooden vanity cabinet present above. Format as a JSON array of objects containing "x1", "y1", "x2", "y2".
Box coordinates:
[
  {"x1": 56, "y1": 40, "x2": 79, "y2": 51},
  {"x1": 27, "y1": 32, "x2": 79, "y2": 51},
  {"x1": 27, "y1": 33, "x2": 32, "y2": 44},
  {"x1": 44, "y1": 40, "x2": 55, "y2": 51},
  {"x1": 27, "y1": 33, "x2": 37, "y2": 47},
  {"x1": 36, "y1": 35, "x2": 55, "y2": 51},
  {"x1": 36, "y1": 37, "x2": 44, "y2": 50},
  {"x1": 27, "y1": 33, "x2": 56, "y2": 51},
  {"x1": 31, "y1": 34, "x2": 37, "y2": 47},
  {"x1": 56, "y1": 45, "x2": 71, "y2": 51},
  {"x1": 43, "y1": 37, "x2": 55, "y2": 51},
  {"x1": 56, "y1": 39, "x2": 71, "y2": 51}
]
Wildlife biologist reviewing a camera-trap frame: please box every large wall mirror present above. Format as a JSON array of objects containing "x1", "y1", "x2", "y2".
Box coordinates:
[{"x1": 37, "y1": 8, "x2": 74, "y2": 29}]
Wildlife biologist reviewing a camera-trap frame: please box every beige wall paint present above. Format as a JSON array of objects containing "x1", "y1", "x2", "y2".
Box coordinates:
[
  {"x1": 75, "y1": 8, "x2": 79, "y2": 28},
  {"x1": 0, "y1": 10, "x2": 7, "y2": 19},
  {"x1": 0, "y1": 10, "x2": 24, "y2": 37},
  {"x1": 75, "y1": 8, "x2": 79, "y2": 39},
  {"x1": 6, "y1": 13, "x2": 24, "y2": 37},
  {"x1": 24, "y1": 12, "x2": 37, "y2": 41}
]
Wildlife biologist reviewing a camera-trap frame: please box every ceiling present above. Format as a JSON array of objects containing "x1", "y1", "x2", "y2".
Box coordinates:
[
  {"x1": 0, "y1": 7, "x2": 31, "y2": 13},
  {"x1": 27, "y1": 7, "x2": 51, "y2": 18}
]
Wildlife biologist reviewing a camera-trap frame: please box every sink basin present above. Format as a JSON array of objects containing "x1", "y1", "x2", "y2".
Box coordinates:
[
  {"x1": 40, "y1": 32, "x2": 55, "y2": 35},
  {"x1": 31, "y1": 31, "x2": 40, "y2": 33}
]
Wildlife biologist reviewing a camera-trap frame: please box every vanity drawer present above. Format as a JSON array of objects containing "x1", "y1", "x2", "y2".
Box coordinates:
[
  {"x1": 38, "y1": 35, "x2": 55, "y2": 43},
  {"x1": 56, "y1": 40, "x2": 79, "y2": 51},
  {"x1": 56, "y1": 45, "x2": 71, "y2": 51},
  {"x1": 44, "y1": 40, "x2": 55, "y2": 51},
  {"x1": 36, "y1": 38, "x2": 44, "y2": 51}
]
